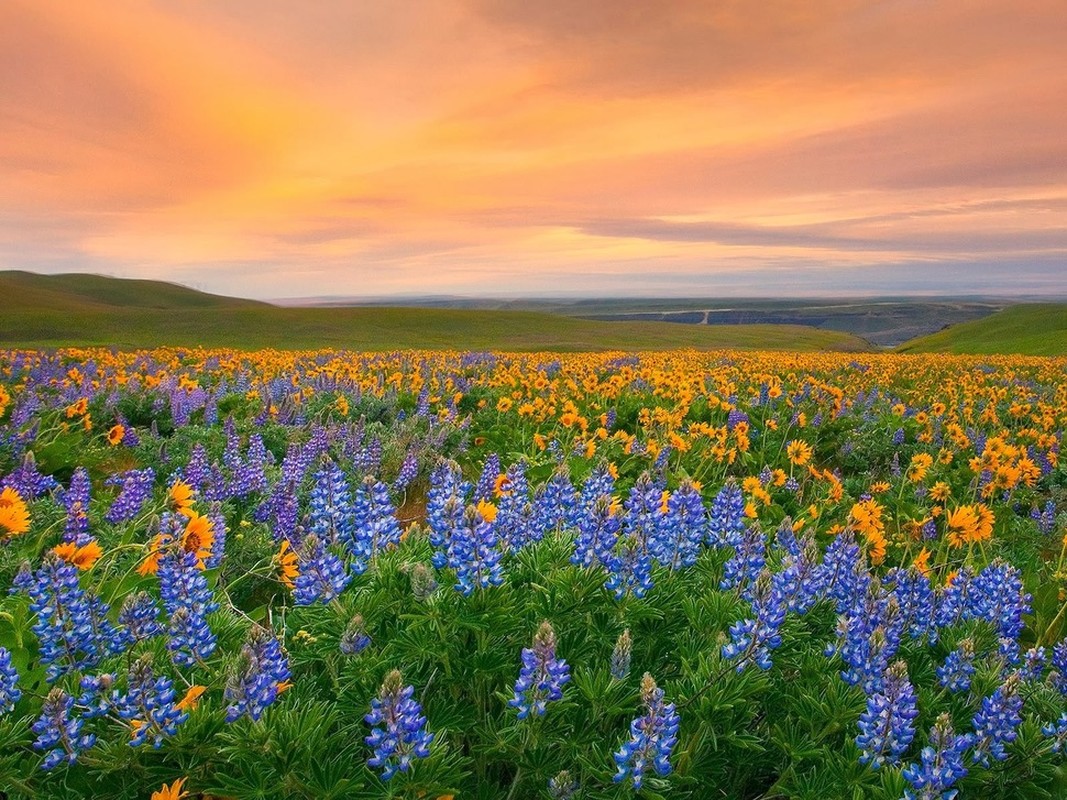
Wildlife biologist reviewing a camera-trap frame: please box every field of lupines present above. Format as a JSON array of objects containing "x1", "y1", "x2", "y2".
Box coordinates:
[{"x1": 1, "y1": 347, "x2": 1066, "y2": 800}]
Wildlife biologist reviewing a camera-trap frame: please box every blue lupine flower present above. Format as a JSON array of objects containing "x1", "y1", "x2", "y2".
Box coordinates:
[
  {"x1": 772, "y1": 532, "x2": 826, "y2": 615},
  {"x1": 365, "y1": 670, "x2": 434, "y2": 780},
  {"x1": 969, "y1": 560, "x2": 1030, "y2": 640},
  {"x1": 535, "y1": 466, "x2": 575, "y2": 538},
  {"x1": 2, "y1": 451, "x2": 59, "y2": 498},
  {"x1": 32, "y1": 688, "x2": 96, "y2": 770},
  {"x1": 232, "y1": 433, "x2": 271, "y2": 497},
  {"x1": 613, "y1": 673, "x2": 680, "y2": 790},
  {"x1": 59, "y1": 467, "x2": 92, "y2": 545},
  {"x1": 822, "y1": 532, "x2": 870, "y2": 616},
  {"x1": 495, "y1": 461, "x2": 534, "y2": 552},
  {"x1": 722, "y1": 571, "x2": 787, "y2": 671},
  {"x1": 856, "y1": 660, "x2": 919, "y2": 769},
  {"x1": 937, "y1": 639, "x2": 976, "y2": 693},
  {"x1": 0, "y1": 646, "x2": 20, "y2": 715},
  {"x1": 159, "y1": 550, "x2": 218, "y2": 666},
  {"x1": 568, "y1": 466, "x2": 615, "y2": 531},
  {"x1": 293, "y1": 534, "x2": 351, "y2": 605},
  {"x1": 183, "y1": 444, "x2": 212, "y2": 493},
  {"x1": 510, "y1": 621, "x2": 571, "y2": 719},
  {"x1": 611, "y1": 629, "x2": 633, "y2": 681},
  {"x1": 605, "y1": 475, "x2": 661, "y2": 599},
  {"x1": 970, "y1": 673, "x2": 1023, "y2": 766},
  {"x1": 393, "y1": 449, "x2": 419, "y2": 493},
  {"x1": 1043, "y1": 712, "x2": 1067, "y2": 753},
  {"x1": 474, "y1": 453, "x2": 501, "y2": 502},
  {"x1": 1031, "y1": 500, "x2": 1057, "y2": 535},
  {"x1": 571, "y1": 495, "x2": 620, "y2": 570},
  {"x1": 836, "y1": 591, "x2": 903, "y2": 695},
  {"x1": 104, "y1": 468, "x2": 156, "y2": 524},
  {"x1": 452, "y1": 506, "x2": 504, "y2": 595},
  {"x1": 1019, "y1": 646, "x2": 1046, "y2": 682},
  {"x1": 708, "y1": 481, "x2": 746, "y2": 548},
  {"x1": 14, "y1": 556, "x2": 125, "y2": 682},
  {"x1": 720, "y1": 524, "x2": 765, "y2": 596},
  {"x1": 654, "y1": 480, "x2": 707, "y2": 569},
  {"x1": 225, "y1": 627, "x2": 291, "y2": 722},
  {"x1": 886, "y1": 567, "x2": 936, "y2": 643},
  {"x1": 350, "y1": 477, "x2": 403, "y2": 568},
  {"x1": 548, "y1": 770, "x2": 578, "y2": 800},
  {"x1": 340, "y1": 614, "x2": 371, "y2": 655},
  {"x1": 76, "y1": 673, "x2": 113, "y2": 719},
  {"x1": 1051, "y1": 639, "x2": 1067, "y2": 694},
  {"x1": 307, "y1": 459, "x2": 355, "y2": 545},
  {"x1": 426, "y1": 460, "x2": 469, "y2": 568},
  {"x1": 902, "y1": 713, "x2": 972, "y2": 800},
  {"x1": 114, "y1": 655, "x2": 188, "y2": 747},
  {"x1": 118, "y1": 590, "x2": 163, "y2": 643}
]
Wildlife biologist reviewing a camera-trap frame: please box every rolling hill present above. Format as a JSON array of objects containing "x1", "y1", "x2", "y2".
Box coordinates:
[
  {"x1": 0, "y1": 271, "x2": 870, "y2": 352},
  {"x1": 896, "y1": 304, "x2": 1067, "y2": 356}
]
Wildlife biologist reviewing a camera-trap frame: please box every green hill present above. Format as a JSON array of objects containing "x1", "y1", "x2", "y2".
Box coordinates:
[
  {"x1": 0, "y1": 270, "x2": 268, "y2": 311},
  {"x1": 0, "y1": 272, "x2": 870, "y2": 352},
  {"x1": 896, "y1": 304, "x2": 1067, "y2": 355}
]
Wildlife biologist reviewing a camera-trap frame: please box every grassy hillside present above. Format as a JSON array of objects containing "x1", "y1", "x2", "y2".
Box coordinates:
[
  {"x1": 896, "y1": 304, "x2": 1067, "y2": 355},
  {"x1": 0, "y1": 270, "x2": 267, "y2": 311},
  {"x1": 0, "y1": 305, "x2": 871, "y2": 352}
]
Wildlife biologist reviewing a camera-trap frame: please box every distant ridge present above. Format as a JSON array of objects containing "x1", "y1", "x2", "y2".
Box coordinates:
[
  {"x1": 0, "y1": 270, "x2": 270, "y2": 312},
  {"x1": 0, "y1": 271, "x2": 870, "y2": 352},
  {"x1": 896, "y1": 304, "x2": 1067, "y2": 356}
]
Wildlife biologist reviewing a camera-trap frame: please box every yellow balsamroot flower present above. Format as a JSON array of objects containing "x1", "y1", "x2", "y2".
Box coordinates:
[
  {"x1": 168, "y1": 480, "x2": 196, "y2": 517},
  {"x1": 106, "y1": 424, "x2": 125, "y2": 446},
  {"x1": 276, "y1": 539, "x2": 299, "y2": 589},
  {"x1": 476, "y1": 499, "x2": 498, "y2": 523},
  {"x1": 946, "y1": 504, "x2": 995, "y2": 547},
  {"x1": 786, "y1": 439, "x2": 813, "y2": 466},
  {"x1": 849, "y1": 498, "x2": 887, "y2": 565},
  {"x1": 175, "y1": 685, "x2": 207, "y2": 713},
  {"x1": 53, "y1": 539, "x2": 103, "y2": 570},
  {"x1": 151, "y1": 778, "x2": 188, "y2": 800},
  {"x1": 0, "y1": 486, "x2": 30, "y2": 539},
  {"x1": 181, "y1": 511, "x2": 215, "y2": 569},
  {"x1": 913, "y1": 547, "x2": 932, "y2": 578}
]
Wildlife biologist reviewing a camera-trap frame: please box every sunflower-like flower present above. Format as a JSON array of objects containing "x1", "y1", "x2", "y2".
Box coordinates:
[{"x1": 0, "y1": 486, "x2": 30, "y2": 540}]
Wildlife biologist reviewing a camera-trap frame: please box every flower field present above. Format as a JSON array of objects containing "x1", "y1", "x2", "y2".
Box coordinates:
[{"x1": 0, "y1": 347, "x2": 1066, "y2": 799}]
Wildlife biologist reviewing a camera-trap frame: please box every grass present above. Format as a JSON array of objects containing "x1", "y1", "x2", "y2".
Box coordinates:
[
  {"x1": 0, "y1": 306, "x2": 871, "y2": 352},
  {"x1": 896, "y1": 304, "x2": 1067, "y2": 355}
]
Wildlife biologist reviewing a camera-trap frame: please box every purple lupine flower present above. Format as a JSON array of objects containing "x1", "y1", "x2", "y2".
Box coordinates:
[
  {"x1": 118, "y1": 591, "x2": 163, "y2": 643},
  {"x1": 653, "y1": 480, "x2": 707, "y2": 570},
  {"x1": 970, "y1": 673, "x2": 1024, "y2": 766},
  {"x1": 1, "y1": 451, "x2": 59, "y2": 498},
  {"x1": 14, "y1": 556, "x2": 125, "y2": 682},
  {"x1": 605, "y1": 474, "x2": 661, "y2": 599},
  {"x1": 495, "y1": 461, "x2": 534, "y2": 552},
  {"x1": 59, "y1": 467, "x2": 92, "y2": 545},
  {"x1": 452, "y1": 505, "x2": 504, "y2": 595},
  {"x1": 969, "y1": 560, "x2": 1031, "y2": 640},
  {"x1": 837, "y1": 594, "x2": 904, "y2": 695},
  {"x1": 350, "y1": 477, "x2": 402, "y2": 568},
  {"x1": 365, "y1": 670, "x2": 434, "y2": 780},
  {"x1": 1051, "y1": 639, "x2": 1067, "y2": 695},
  {"x1": 886, "y1": 567, "x2": 936, "y2": 643},
  {"x1": 937, "y1": 639, "x2": 976, "y2": 693},
  {"x1": 571, "y1": 495, "x2": 620, "y2": 570},
  {"x1": 855, "y1": 660, "x2": 919, "y2": 769},
  {"x1": 393, "y1": 449, "x2": 419, "y2": 494},
  {"x1": 0, "y1": 646, "x2": 20, "y2": 715},
  {"x1": 474, "y1": 453, "x2": 501, "y2": 502},
  {"x1": 902, "y1": 713, "x2": 972, "y2": 800},
  {"x1": 158, "y1": 551, "x2": 218, "y2": 666},
  {"x1": 293, "y1": 534, "x2": 351, "y2": 605},
  {"x1": 32, "y1": 688, "x2": 96, "y2": 770},
  {"x1": 114, "y1": 655, "x2": 188, "y2": 747},
  {"x1": 307, "y1": 459, "x2": 354, "y2": 545},
  {"x1": 568, "y1": 466, "x2": 615, "y2": 532},
  {"x1": 548, "y1": 770, "x2": 578, "y2": 800},
  {"x1": 340, "y1": 614, "x2": 371, "y2": 655},
  {"x1": 225, "y1": 627, "x2": 291, "y2": 722},
  {"x1": 1043, "y1": 712, "x2": 1067, "y2": 753},
  {"x1": 1019, "y1": 646, "x2": 1046, "y2": 682},
  {"x1": 183, "y1": 443, "x2": 212, "y2": 492},
  {"x1": 509, "y1": 622, "x2": 571, "y2": 719},
  {"x1": 611, "y1": 629, "x2": 633, "y2": 680},
  {"x1": 708, "y1": 481, "x2": 746, "y2": 548},
  {"x1": 722, "y1": 570, "x2": 787, "y2": 671},
  {"x1": 720, "y1": 524, "x2": 765, "y2": 597},
  {"x1": 535, "y1": 466, "x2": 575, "y2": 538},
  {"x1": 77, "y1": 673, "x2": 114, "y2": 719},
  {"x1": 104, "y1": 468, "x2": 155, "y2": 524},
  {"x1": 613, "y1": 673, "x2": 680, "y2": 789},
  {"x1": 426, "y1": 460, "x2": 469, "y2": 569}
]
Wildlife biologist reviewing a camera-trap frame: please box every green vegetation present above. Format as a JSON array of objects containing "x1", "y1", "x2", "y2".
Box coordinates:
[
  {"x1": 897, "y1": 304, "x2": 1067, "y2": 356},
  {"x1": 0, "y1": 271, "x2": 870, "y2": 352}
]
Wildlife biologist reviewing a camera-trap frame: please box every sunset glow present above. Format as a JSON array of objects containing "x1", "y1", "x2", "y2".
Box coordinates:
[{"x1": 3, "y1": 0, "x2": 1066, "y2": 298}]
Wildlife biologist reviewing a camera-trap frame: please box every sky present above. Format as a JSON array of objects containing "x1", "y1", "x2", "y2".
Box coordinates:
[{"x1": 2, "y1": 0, "x2": 1066, "y2": 300}]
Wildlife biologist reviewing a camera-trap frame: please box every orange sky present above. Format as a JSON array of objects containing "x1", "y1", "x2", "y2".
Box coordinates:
[{"x1": 2, "y1": 0, "x2": 1066, "y2": 298}]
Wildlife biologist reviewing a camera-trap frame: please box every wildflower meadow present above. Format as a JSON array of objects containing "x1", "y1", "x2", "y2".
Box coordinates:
[{"x1": 0, "y1": 347, "x2": 1065, "y2": 799}]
